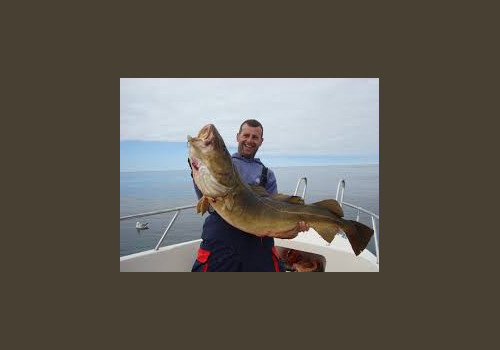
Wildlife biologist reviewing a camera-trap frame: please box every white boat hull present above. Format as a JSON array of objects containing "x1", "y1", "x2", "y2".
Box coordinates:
[{"x1": 120, "y1": 228, "x2": 378, "y2": 272}]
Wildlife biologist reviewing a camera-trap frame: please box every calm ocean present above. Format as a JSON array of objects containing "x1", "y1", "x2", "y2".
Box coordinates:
[{"x1": 120, "y1": 164, "x2": 379, "y2": 257}]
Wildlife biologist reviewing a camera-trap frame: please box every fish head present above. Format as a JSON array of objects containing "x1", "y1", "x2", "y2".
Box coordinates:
[{"x1": 188, "y1": 124, "x2": 236, "y2": 197}]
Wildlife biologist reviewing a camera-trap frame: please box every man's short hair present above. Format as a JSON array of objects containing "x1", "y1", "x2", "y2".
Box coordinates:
[{"x1": 239, "y1": 119, "x2": 264, "y2": 137}]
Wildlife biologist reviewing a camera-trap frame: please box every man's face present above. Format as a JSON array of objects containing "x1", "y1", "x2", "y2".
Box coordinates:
[{"x1": 237, "y1": 123, "x2": 264, "y2": 159}]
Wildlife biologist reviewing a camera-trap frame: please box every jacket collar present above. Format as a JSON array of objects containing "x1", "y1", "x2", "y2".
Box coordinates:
[{"x1": 232, "y1": 152, "x2": 263, "y2": 165}]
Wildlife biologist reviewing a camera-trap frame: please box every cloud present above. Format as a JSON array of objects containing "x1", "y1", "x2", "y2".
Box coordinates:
[{"x1": 120, "y1": 78, "x2": 379, "y2": 157}]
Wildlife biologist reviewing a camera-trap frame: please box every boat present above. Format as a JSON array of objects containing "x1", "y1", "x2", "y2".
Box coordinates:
[
  {"x1": 135, "y1": 221, "x2": 149, "y2": 229},
  {"x1": 120, "y1": 178, "x2": 379, "y2": 272}
]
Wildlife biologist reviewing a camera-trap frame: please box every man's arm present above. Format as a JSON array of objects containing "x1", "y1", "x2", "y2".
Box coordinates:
[
  {"x1": 272, "y1": 221, "x2": 310, "y2": 239},
  {"x1": 265, "y1": 169, "x2": 278, "y2": 194}
]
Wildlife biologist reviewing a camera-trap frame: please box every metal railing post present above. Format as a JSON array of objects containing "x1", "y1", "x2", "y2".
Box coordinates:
[
  {"x1": 154, "y1": 210, "x2": 181, "y2": 251},
  {"x1": 336, "y1": 179, "x2": 345, "y2": 207},
  {"x1": 293, "y1": 177, "x2": 308, "y2": 199}
]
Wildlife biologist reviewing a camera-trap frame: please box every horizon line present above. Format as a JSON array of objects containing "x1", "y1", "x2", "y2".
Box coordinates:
[{"x1": 120, "y1": 162, "x2": 379, "y2": 173}]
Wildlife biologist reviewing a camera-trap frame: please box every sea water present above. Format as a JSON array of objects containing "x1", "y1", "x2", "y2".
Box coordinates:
[{"x1": 120, "y1": 164, "x2": 379, "y2": 257}]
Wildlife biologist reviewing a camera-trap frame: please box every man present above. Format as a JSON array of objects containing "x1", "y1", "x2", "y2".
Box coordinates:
[{"x1": 191, "y1": 119, "x2": 309, "y2": 272}]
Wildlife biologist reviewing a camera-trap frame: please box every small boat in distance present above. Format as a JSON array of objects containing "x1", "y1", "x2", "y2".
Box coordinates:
[{"x1": 135, "y1": 221, "x2": 149, "y2": 230}]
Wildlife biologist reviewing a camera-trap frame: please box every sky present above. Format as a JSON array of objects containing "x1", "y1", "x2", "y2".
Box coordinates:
[{"x1": 120, "y1": 78, "x2": 379, "y2": 172}]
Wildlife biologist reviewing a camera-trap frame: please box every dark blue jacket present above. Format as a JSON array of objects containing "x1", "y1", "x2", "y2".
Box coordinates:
[{"x1": 192, "y1": 153, "x2": 284, "y2": 272}]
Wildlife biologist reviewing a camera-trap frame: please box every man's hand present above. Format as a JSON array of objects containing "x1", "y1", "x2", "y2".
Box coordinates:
[
  {"x1": 271, "y1": 221, "x2": 310, "y2": 239},
  {"x1": 296, "y1": 221, "x2": 310, "y2": 233}
]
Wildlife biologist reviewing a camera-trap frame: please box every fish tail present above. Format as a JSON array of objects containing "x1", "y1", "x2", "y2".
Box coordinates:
[{"x1": 342, "y1": 220, "x2": 374, "y2": 256}]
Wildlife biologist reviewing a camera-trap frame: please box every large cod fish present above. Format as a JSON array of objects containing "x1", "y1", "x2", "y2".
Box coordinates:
[{"x1": 187, "y1": 124, "x2": 374, "y2": 256}]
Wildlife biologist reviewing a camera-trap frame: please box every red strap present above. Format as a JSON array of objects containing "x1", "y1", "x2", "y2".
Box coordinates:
[
  {"x1": 271, "y1": 246, "x2": 280, "y2": 259},
  {"x1": 271, "y1": 247, "x2": 280, "y2": 272},
  {"x1": 202, "y1": 262, "x2": 209, "y2": 272},
  {"x1": 197, "y1": 248, "x2": 211, "y2": 263}
]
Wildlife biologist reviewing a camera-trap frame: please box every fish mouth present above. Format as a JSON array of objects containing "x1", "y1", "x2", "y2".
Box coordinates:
[
  {"x1": 188, "y1": 124, "x2": 216, "y2": 142},
  {"x1": 197, "y1": 124, "x2": 219, "y2": 147},
  {"x1": 197, "y1": 124, "x2": 215, "y2": 139},
  {"x1": 188, "y1": 124, "x2": 221, "y2": 150}
]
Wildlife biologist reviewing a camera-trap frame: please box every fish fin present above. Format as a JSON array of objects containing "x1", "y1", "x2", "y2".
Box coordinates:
[
  {"x1": 250, "y1": 184, "x2": 305, "y2": 204},
  {"x1": 269, "y1": 194, "x2": 304, "y2": 204},
  {"x1": 314, "y1": 225, "x2": 340, "y2": 243},
  {"x1": 284, "y1": 195, "x2": 305, "y2": 204},
  {"x1": 311, "y1": 199, "x2": 344, "y2": 217},
  {"x1": 196, "y1": 196, "x2": 210, "y2": 215},
  {"x1": 341, "y1": 220, "x2": 374, "y2": 256},
  {"x1": 249, "y1": 184, "x2": 269, "y2": 196},
  {"x1": 224, "y1": 193, "x2": 234, "y2": 211}
]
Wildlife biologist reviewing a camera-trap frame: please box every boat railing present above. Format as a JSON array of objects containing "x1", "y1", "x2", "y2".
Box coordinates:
[
  {"x1": 120, "y1": 178, "x2": 379, "y2": 263},
  {"x1": 120, "y1": 204, "x2": 196, "y2": 251},
  {"x1": 336, "y1": 179, "x2": 379, "y2": 264}
]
